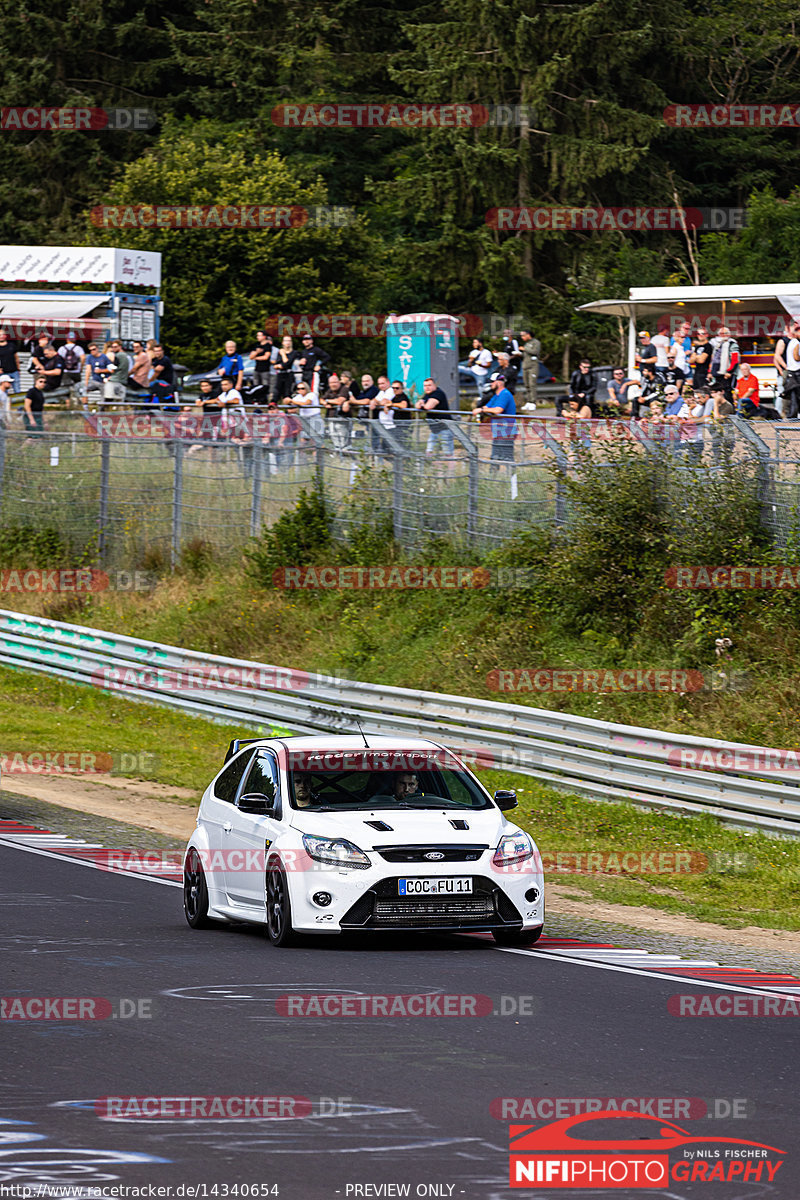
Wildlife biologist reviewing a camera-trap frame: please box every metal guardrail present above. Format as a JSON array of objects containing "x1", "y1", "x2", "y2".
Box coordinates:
[{"x1": 0, "y1": 608, "x2": 796, "y2": 835}]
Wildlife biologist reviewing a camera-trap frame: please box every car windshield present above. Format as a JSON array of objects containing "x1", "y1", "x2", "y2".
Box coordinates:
[{"x1": 287, "y1": 751, "x2": 491, "y2": 812}]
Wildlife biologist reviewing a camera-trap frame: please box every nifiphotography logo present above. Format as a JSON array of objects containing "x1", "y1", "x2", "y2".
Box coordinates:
[{"x1": 508, "y1": 1111, "x2": 785, "y2": 1188}]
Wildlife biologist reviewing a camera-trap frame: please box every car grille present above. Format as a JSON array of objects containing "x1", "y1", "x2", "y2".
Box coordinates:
[
  {"x1": 374, "y1": 844, "x2": 487, "y2": 863},
  {"x1": 340, "y1": 876, "x2": 522, "y2": 930},
  {"x1": 373, "y1": 896, "x2": 495, "y2": 924}
]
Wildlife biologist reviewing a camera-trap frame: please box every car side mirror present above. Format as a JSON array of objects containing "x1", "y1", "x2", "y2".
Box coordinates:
[
  {"x1": 494, "y1": 789, "x2": 518, "y2": 811},
  {"x1": 237, "y1": 792, "x2": 276, "y2": 815}
]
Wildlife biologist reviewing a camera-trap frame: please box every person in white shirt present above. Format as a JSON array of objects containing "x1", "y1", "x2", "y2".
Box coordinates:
[
  {"x1": 650, "y1": 329, "x2": 670, "y2": 368},
  {"x1": 466, "y1": 337, "x2": 493, "y2": 386},
  {"x1": 291, "y1": 380, "x2": 324, "y2": 437},
  {"x1": 0, "y1": 374, "x2": 12, "y2": 427},
  {"x1": 375, "y1": 374, "x2": 395, "y2": 430}
]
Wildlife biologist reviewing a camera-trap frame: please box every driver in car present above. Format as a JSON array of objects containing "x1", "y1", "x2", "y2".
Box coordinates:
[
  {"x1": 394, "y1": 771, "x2": 420, "y2": 800},
  {"x1": 293, "y1": 774, "x2": 322, "y2": 808}
]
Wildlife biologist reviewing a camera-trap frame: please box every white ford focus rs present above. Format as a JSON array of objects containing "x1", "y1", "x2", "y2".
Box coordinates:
[{"x1": 183, "y1": 735, "x2": 545, "y2": 946}]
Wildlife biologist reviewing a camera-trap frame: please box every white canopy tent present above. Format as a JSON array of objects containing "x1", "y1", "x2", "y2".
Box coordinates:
[{"x1": 578, "y1": 284, "x2": 800, "y2": 377}]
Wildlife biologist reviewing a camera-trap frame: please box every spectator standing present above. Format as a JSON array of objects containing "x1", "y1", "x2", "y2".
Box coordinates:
[
  {"x1": 689, "y1": 327, "x2": 712, "y2": 392},
  {"x1": 710, "y1": 325, "x2": 740, "y2": 402},
  {"x1": 466, "y1": 338, "x2": 493, "y2": 388},
  {"x1": 661, "y1": 346, "x2": 686, "y2": 394},
  {"x1": 502, "y1": 328, "x2": 522, "y2": 368},
  {"x1": 632, "y1": 365, "x2": 664, "y2": 418},
  {"x1": 416, "y1": 377, "x2": 454, "y2": 457},
  {"x1": 519, "y1": 330, "x2": 541, "y2": 404},
  {"x1": 216, "y1": 340, "x2": 244, "y2": 390},
  {"x1": 710, "y1": 385, "x2": 735, "y2": 465},
  {"x1": 388, "y1": 380, "x2": 412, "y2": 448},
  {"x1": 635, "y1": 330, "x2": 658, "y2": 372},
  {"x1": 274, "y1": 335, "x2": 298, "y2": 401},
  {"x1": 23, "y1": 374, "x2": 47, "y2": 438},
  {"x1": 103, "y1": 340, "x2": 130, "y2": 402},
  {"x1": 40, "y1": 345, "x2": 64, "y2": 392},
  {"x1": 670, "y1": 320, "x2": 692, "y2": 371},
  {"x1": 248, "y1": 331, "x2": 275, "y2": 393},
  {"x1": 0, "y1": 374, "x2": 12, "y2": 426},
  {"x1": 0, "y1": 332, "x2": 20, "y2": 393},
  {"x1": 476, "y1": 372, "x2": 517, "y2": 468},
  {"x1": 495, "y1": 352, "x2": 518, "y2": 393},
  {"x1": 296, "y1": 334, "x2": 330, "y2": 391},
  {"x1": 128, "y1": 341, "x2": 151, "y2": 391},
  {"x1": 651, "y1": 327, "x2": 671, "y2": 368},
  {"x1": 783, "y1": 325, "x2": 800, "y2": 418},
  {"x1": 290, "y1": 380, "x2": 324, "y2": 439},
  {"x1": 29, "y1": 333, "x2": 53, "y2": 376},
  {"x1": 83, "y1": 342, "x2": 110, "y2": 396},
  {"x1": 149, "y1": 344, "x2": 175, "y2": 404},
  {"x1": 321, "y1": 372, "x2": 353, "y2": 451},
  {"x1": 58, "y1": 333, "x2": 85, "y2": 387}
]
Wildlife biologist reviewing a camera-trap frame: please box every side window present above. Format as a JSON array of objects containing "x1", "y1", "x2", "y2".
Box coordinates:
[
  {"x1": 213, "y1": 751, "x2": 253, "y2": 805},
  {"x1": 242, "y1": 752, "x2": 278, "y2": 802}
]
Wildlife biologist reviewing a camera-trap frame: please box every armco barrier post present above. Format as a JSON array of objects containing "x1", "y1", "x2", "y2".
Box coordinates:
[
  {"x1": 98, "y1": 437, "x2": 110, "y2": 564},
  {"x1": 171, "y1": 439, "x2": 184, "y2": 569}
]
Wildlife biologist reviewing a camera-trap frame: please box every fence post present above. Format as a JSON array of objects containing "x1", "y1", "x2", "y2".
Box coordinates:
[
  {"x1": 171, "y1": 440, "x2": 184, "y2": 569},
  {"x1": 250, "y1": 440, "x2": 263, "y2": 536},
  {"x1": 98, "y1": 437, "x2": 110, "y2": 564},
  {"x1": 448, "y1": 419, "x2": 480, "y2": 545},
  {"x1": 0, "y1": 426, "x2": 6, "y2": 515}
]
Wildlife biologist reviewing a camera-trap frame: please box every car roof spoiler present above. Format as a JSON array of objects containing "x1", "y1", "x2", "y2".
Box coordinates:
[{"x1": 223, "y1": 737, "x2": 264, "y2": 764}]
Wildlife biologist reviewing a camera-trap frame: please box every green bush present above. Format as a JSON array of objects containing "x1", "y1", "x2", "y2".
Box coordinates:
[{"x1": 245, "y1": 484, "x2": 334, "y2": 586}]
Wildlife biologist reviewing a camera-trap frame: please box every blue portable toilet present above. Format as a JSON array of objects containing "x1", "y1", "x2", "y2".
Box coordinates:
[{"x1": 386, "y1": 313, "x2": 459, "y2": 406}]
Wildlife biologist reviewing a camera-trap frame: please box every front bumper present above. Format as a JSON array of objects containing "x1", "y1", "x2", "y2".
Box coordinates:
[{"x1": 287, "y1": 857, "x2": 544, "y2": 934}]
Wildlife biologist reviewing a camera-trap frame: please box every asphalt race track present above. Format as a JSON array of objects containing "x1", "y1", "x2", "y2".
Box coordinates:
[{"x1": 1, "y1": 838, "x2": 798, "y2": 1199}]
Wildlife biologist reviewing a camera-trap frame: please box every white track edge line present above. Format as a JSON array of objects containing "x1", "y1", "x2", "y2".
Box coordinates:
[{"x1": 0, "y1": 836, "x2": 183, "y2": 887}]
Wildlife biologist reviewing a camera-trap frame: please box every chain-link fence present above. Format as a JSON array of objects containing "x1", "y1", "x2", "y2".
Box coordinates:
[{"x1": 0, "y1": 409, "x2": 796, "y2": 566}]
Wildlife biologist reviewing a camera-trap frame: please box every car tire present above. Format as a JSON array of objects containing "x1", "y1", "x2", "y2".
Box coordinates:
[
  {"x1": 266, "y1": 863, "x2": 299, "y2": 947},
  {"x1": 183, "y1": 848, "x2": 212, "y2": 928},
  {"x1": 492, "y1": 925, "x2": 544, "y2": 946}
]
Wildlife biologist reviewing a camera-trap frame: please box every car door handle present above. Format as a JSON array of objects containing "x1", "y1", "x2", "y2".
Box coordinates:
[{"x1": 223, "y1": 823, "x2": 232, "y2": 833}]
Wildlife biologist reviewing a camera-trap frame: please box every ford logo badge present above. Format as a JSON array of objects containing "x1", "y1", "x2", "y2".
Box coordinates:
[{"x1": 424, "y1": 851, "x2": 445, "y2": 861}]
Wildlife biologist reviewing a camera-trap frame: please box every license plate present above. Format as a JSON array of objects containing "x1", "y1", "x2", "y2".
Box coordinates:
[{"x1": 398, "y1": 877, "x2": 473, "y2": 895}]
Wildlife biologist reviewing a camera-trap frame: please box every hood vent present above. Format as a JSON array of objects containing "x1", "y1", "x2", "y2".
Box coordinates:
[
  {"x1": 449, "y1": 819, "x2": 469, "y2": 830},
  {"x1": 364, "y1": 820, "x2": 393, "y2": 832}
]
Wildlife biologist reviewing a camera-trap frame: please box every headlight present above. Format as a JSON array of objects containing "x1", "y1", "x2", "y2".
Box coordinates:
[
  {"x1": 302, "y1": 833, "x2": 371, "y2": 869},
  {"x1": 493, "y1": 831, "x2": 534, "y2": 867}
]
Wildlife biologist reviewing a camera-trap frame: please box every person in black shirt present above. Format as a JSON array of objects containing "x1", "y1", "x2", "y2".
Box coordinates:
[
  {"x1": 388, "y1": 380, "x2": 412, "y2": 447},
  {"x1": 556, "y1": 358, "x2": 596, "y2": 417},
  {"x1": 689, "y1": 328, "x2": 712, "y2": 390},
  {"x1": 24, "y1": 375, "x2": 47, "y2": 438},
  {"x1": 296, "y1": 334, "x2": 331, "y2": 389},
  {"x1": 661, "y1": 347, "x2": 686, "y2": 394},
  {"x1": 0, "y1": 331, "x2": 20, "y2": 391},
  {"x1": 416, "y1": 376, "x2": 453, "y2": 456},
  {"x1": 248, "y1": 331, "x2": 275, "y2": 393},
  {"x1": 149, "y1": 344, "x2": 174, "y2": 404},
  {"x1": 40, "y1": 345, "x2": 64, "y2": 392}
]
